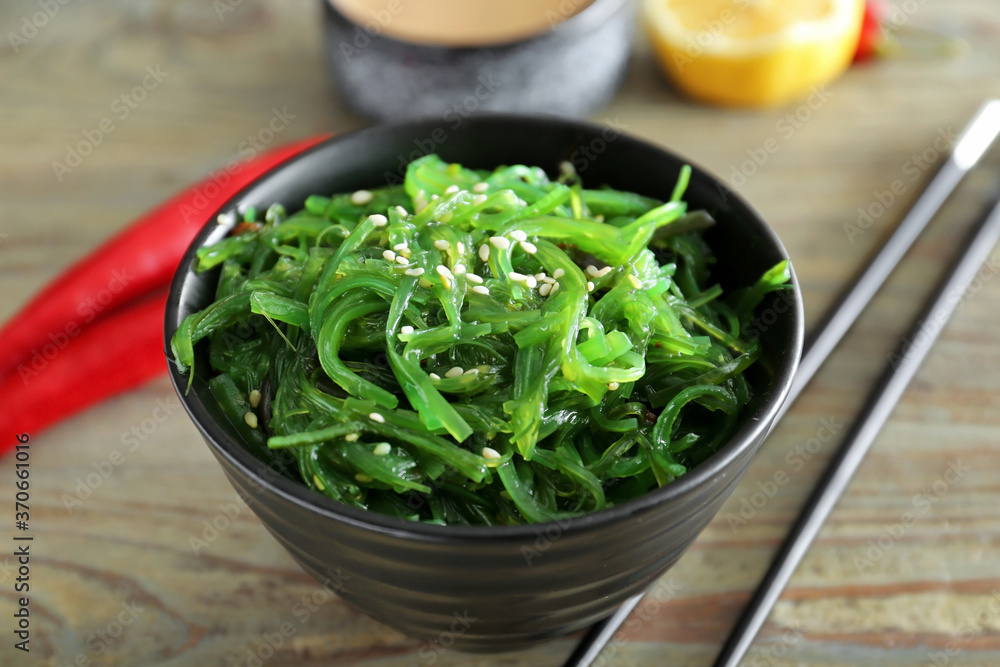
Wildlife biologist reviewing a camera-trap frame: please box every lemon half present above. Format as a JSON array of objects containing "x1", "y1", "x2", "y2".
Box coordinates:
[{"x1": 644, "y1": 0, "x2": 865, "y2": 107}]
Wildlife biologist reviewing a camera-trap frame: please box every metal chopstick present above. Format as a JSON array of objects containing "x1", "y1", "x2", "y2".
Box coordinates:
[{"x1": 562, "y1": 99, "x2": 1000, "y2": 667}]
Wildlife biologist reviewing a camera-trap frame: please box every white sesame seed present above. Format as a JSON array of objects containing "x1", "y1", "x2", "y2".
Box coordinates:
[
  {"x1": 517, "y1": 198, "x2": 527, "y2": 206},
  {"x1": 550, "y1": 282, "x2": 560, "y2": 294},
  {"x1": 351, "y1": 189, "x2": 373, "y2": 205},
  {"x1": 534, "y1": 273, "x2": 546, "y2": 281},
  {"x1": 453, "y1": 263, "x2": 467, "y2": 275},
  {"x1": 520, "y1": 241, "x2": 537, "y2": 254},
  {"x1": 368, "y1": 214, "x2": 388, "y2": 227},
  {"x1": 445, "y1": 366, "x2": 464, "y2": 378},
  {"x1": 466, "y1": 273, "x2": 484, "y2": 284},
  {"x1": 472, "y1": 182, "x2": 489, "y2": 193},
  {"x1": 431, "y1": 194, "x2": 439, "y2": 200},
  {"x1": 436, "y1": 265, "x2": 454, "y2": 288},
  {"x1": 464, "y1": 367, "x2": 479, "y2": 376},
  {"x1": 538, "y1": 283, "x2": 552, "y2": 297},
  {"x1": 607, "y1": 381, "x2": 620, "y2": 391},
  {"x1": 369, "y1": 412, "x2": 386, "y2": 423},
  {"x1": 395, "y1": 255, "x2": 410, "y2": 265},
  {"x1": 217, "y1": 211, "x2": 236, "y2": 226},
  {"x1": 382, "y1": 250, "x2": 396, "y2": 261},
  {"x1": 510, "y1": 230, "x2": 527, "y2": 242},
  {"x1": 472, "y1": 285, "x2": 490, "y2": 295},
  {"x1": 541, "y1": 276, "x2": 556, "y2": 285},
  {"x1": 444, "y1": 185, "x2": 460, "y2": 195},
  {"x1": 587, "y1": 281, "x2": 595, "y2": 292},
  {"x1": 473, "y1": 194, "x2": 488, "y2": 206},
  {"x1": 249, "y1": 390, "x2": 261, "y2": 408},
  {"x1": 595, "y1": 266, "x2": 613, "y2": 278},
  {"x1": 373, "y1": 443, "x2": 392, "y2": 456},
  {"x1": 439, "y1": 211, "x2": 454, "y2": 223},
  {"x1": 489, "y1": 236, "x2": 511, "y2": 250},
  {"x1": 457, "y1": 242, "x2": 466, "y2": 254},
  {"x1": 586, "y1": 265, "x2": 599, "y2": 277},
  {"x1": 434, "y1": 239, "x2": 450, "y2": 250},
  {"x1": 429, "y1": 372, "x2": 441, "y2": 381},
  {"x1": 479, "y1": 244, "x2": 490, "y2": 262},
  {"x1": 404, "y1": 267, "x2": 425, "y2": 276},
  {"x1": 525, "y1": 276, "x2": 537, "y2": 289},
  {"x1": 481, "y1": 447, "x2": 502, "y2": 460},
  {"x1": 559, "y1": 160, "x2": 574, "y2": 174},
  {"x1": 355, "y1": 473, "x2": 373, "y2": 483},
  {"x1": 244, "y1": 411, "x2": 258, "y2": 428},
  {"x1": 395, "y1": 205, "x2": 409, "y2": 217},
  {"x1": 393, "y1": 242, "x2": 409, "y2": 252},
  {"x1": 414, "y1": 194, "x2": 429, "y2": 213},
  {"x1": 345, "y1": 433, "x2": 359, "y2": 442},
  {"x1": 627, "y1": 274, "x2": 643, "y2": 289},
  {"x1": 553, "y1": 268, "x2": 565, "y2": 279},
  {"x1": 508, "y1": 271, "x2": 526, "y2": 281},
  {"x1": 400, "y1": 325, "x2": 414, "y2": 335}
]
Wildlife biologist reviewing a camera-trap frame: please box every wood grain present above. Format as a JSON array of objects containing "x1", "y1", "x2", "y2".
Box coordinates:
[{"x1": 1, "y1": 0, "x2": 999, "y2": 664}]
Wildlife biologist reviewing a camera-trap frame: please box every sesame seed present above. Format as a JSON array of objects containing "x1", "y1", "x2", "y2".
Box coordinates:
[
  {"x1": 464, "y1": 367, "x2": 479, "y2": 376},
  {"x1": 345, "y1": 433, "x2": 359, "y2": 442},
  {"x1": 431, "y1": 194, "x2": 439, "y2": 200},
  {"x1": 368, "y1": 214, "x2": 388, "y2": 227},
  {"x1": 472, "y1": 285, "x2": 490, "y2": 295},
  {"x1": 607, "y1": 381, "x2": 620, "y2": 391},
  {"x1": 429, "y1": 372, "x2": 441, "y2": 381},
  {"x1": 481, "y1": 447, "x2": 502, "y2": 460},
  {"x1": 355, "y1": 473, "x2": 373, "y2": 483},
  {"x1": 489, "y1": 236, "x2": 511, "y2": 250},
  {"x1": 534, "y1": 273, "x2": 546, "y2": 281},
  {"x1": 525, "y1": 276, "x2": 537, "y2": 289},
  {"x1": 559, "y1": 160, "x2": 574, "y2": 174},
  {"x1": 466, "y1": 273, "x2": 484, "y2": 284},
  {"x1": 369, "y1": 412, "x2": 386, "y2": 423},
  {"x1": 313, "y1": 474, "x2": 325, "y2": 490},
  {"x1": 395, "y1": 255, "x2": 410, "y2": 265},
  {"x1": 550, "y1": 282, "x2": 560, "y2": 294},
  {"x1": 587, "y1": 281, "x2": 595, "y2": 292},
  {"x1": 479, "y1": 244, "x2": 490, "y2": 262},
  {"x1": 627, "y1": 274, "x2": 643, "y2": 289},
  {"x1": 393, "y1": 242, "x2": 409, "y2": 252},
  {"x1": 457, "y1": 242, "x2": 466, "y2": 254},
  {"x1": 244, "y1": 411, "x2": 258, "y2": 428},
  {"x1": 541, "y1": 276, "x2": 556, "y2": 285},
  {"x1": 445, "y1": 366, "x2": 464, "y2": 378},
  {"x1": 508, "y1": 271, "x2": 526, "y2": 281},
  {"x1": 351, "y1": 189, "x2": 373, "y2": 205},
  {"x1": 473, "y1": 194, "x2": 488, "y2": 206},
  {"x1": 436, "y1": 265, "x2": 454, "y2": 288},
  {"x1": 472, "y1": 182, "x2": 489, "y2": 193},
  {"x1": 595, "y1": 266, "x2": 613, "y2": 278},
  {"x1": 414, "y1": 194, "x2": 429, "y2": 213},
  {"x1": 434, "y1": 239, "x2": 450, "y2": 250},
  {"x1": 517, "y1": 198, "x2": 527, "y2": 206},
  {"x1": 400, "y1": 325, "x2": 414, "y2": 335},
  {"x1": 538, "y1": 283, "x2": 552, "y2": 297},
  {"x1": 595, "y1": 214, "x2": 605, "y2": 223},
  {"x1": 520, "y1": 241, "x2": 537, "y2": 254},
  {"x1": 586, "y1": 265, "x2": 599, "y2": 277},
  {"x1": 553, "y1": 268, "x2": 565, "y2": 279},
  {"x1": 395, "y1": 205, "x2": 409, "y2": 217},
  {"x1": 439, "y1": 211, "x2": 454, "y2": 223},
  {"x1": 382, "y1": 250, "x2": 396, "y2": 261},
  {"x1": 510, "y1": 230, "x2": 527, "y2": 242},
  {"x1": 217, "y1": 211, "x2": 236, "y2": 225},
  {"x1": 404, "y1": 267, "x2": 425, "y2": 276},
  {"x1": 444, "y1": 185, "x2": 460, "y2": 195},
  {"x1": 248, "y1": 390, "x2": 261, "y2": 408},
  {"x1": 373, "y1": 443, "x2": 392, "y2": 456},
  {"x1": 453, "y1": 263, "x2": 467, "y2": 275}
]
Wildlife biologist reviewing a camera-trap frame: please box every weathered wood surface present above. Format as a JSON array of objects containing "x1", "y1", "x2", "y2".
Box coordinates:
[{"x1": 1, "y1": 0, "x2": 999, "y2": 664}]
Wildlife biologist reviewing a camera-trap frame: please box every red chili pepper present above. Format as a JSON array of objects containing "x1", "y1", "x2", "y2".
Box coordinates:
[
  {"x1": 0, "y1": 135, "x2": 329, "y2": 383},
  {"x1": 0, "y1": 292, "x2": 168, "y2": 453},
  {"x1": 853, "y1": 0, "x2": 883, "y2": 63}
]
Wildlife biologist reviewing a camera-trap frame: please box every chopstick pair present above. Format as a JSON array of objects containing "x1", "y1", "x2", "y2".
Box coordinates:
[{"x1": 565, "y1": 99, "x2": 1000, "y2": 667}]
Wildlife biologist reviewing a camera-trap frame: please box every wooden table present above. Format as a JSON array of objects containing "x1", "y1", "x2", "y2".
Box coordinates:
[{"x1": 2, "y1": 1, "x2": 999, "y2": 664}]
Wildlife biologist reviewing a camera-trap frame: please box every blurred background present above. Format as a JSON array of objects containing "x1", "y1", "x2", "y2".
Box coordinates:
[{"x1": 2, "y1": 0, "x2": 1000, "y2": 665}]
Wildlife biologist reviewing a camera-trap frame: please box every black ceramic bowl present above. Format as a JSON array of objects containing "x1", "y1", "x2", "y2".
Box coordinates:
[
  {"x1": 165, "y1": 115, "x2": 803, "y2": 652},
  {"x1": 321, "y1": 0, "x2": 635, "y2": 121}
]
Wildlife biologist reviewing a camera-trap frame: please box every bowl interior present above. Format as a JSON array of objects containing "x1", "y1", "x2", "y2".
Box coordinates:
[{"x1": 165, "y1": 113, "x2": 803, "y2": 539}]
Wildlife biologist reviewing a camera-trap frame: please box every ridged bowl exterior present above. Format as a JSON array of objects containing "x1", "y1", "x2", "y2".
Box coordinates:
[
  {"x1": 166, "y1": 115, "x2": 803, "y2": 651},
  {"x1": 320, "y1": 0, "x2": 635, "y2": 121}
]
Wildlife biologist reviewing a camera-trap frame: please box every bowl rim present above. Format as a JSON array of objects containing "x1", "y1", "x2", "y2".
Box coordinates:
[
  {"x1": 323, "y1": 0, "x2": 630, "y2": 51},
  {"x1": 165, "y1": 112, "x2": 804, "y2": 543}
]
